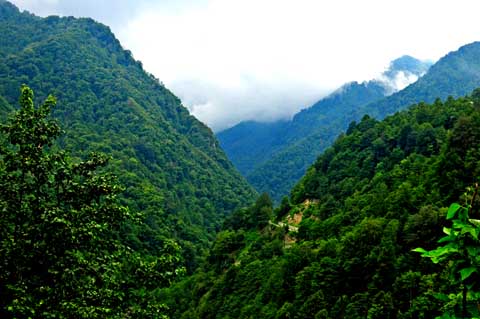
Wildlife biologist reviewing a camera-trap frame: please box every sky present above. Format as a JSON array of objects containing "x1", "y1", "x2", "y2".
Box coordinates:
[{"x1": 9, "y1": 0, "x2": 480, "y2": 131}]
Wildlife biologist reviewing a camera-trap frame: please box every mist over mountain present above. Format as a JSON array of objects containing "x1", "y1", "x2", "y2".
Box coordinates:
[
  {"x1": 362, "y1": 41, "x2": 480, "y2": 119},
  {"x1": 220, "y1": 43, "x2": 480, "y2": 201},
  {"x1": 218, "y1": 55, "x2": 432, "y2": 200},
  {"x1": 376, "y1": 55, "x2": 432, "y2": 93}
]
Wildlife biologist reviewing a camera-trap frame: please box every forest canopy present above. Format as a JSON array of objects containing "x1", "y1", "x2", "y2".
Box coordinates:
[{"x1": 162, "y1": 90, "x2": 480, "y2": 319}]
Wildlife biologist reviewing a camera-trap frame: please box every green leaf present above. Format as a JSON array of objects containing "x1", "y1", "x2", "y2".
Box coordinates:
[
  {"x1": 460, "y1": 225, "x2": 478, "y2": 239},
  {"x1": 453, "y1": 219, "x2": 469, "y2": 230},
  {"x1": 443, "y1": 227, "x2": 451, "y2": 235},
  {"x1": 460, "y1": 267, "x2": 476, "y2": 281},
  {"x1": 469, "y1": 218, "x2": 480, "y2": 226},
  {"x1": 421, "y1": 245, "x2": 459, "y2": 263},
  {"x1": 438, "y1": 235, "x2": 453, "y2": 243},
  {"x1": 412, "y1": 247, "x2": 427, "y2": 254},
  {"x1": 447, "y1": 203, "x2": 461, "y2": 220},
  {"x1": 429, "y1": 245, "x2": 458, "y2": 257}
]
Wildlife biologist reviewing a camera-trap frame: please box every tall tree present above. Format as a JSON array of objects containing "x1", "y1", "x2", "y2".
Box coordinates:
[{"x1": 0, "y1": 86, "x2": 182, "y2": 318}]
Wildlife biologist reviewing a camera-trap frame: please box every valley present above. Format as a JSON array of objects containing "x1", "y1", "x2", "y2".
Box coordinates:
[{"x1": 2, "y1": 1, "x2": 480, "y2": 318}]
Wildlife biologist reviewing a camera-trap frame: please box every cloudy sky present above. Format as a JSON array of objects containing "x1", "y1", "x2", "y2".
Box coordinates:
[{"x1": 10, "y1": 0, "x2": 480, "y2": 131}]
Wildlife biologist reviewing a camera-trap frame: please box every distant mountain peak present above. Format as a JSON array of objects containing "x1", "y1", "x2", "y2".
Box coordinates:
[
  {"x1": 387, "y1": 55, "x2": 433, "y2": 75},
  {"x1": 376, "y1": 55, "x2": 433, "y2": 94},
  {"x1": 332, "y1": 56, "x2": 432, "y2": 100}
]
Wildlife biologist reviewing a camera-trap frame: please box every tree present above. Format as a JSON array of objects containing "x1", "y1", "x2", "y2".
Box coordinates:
[{"x1": 0, "y1": 86, "x2": 182, "y2": 318}]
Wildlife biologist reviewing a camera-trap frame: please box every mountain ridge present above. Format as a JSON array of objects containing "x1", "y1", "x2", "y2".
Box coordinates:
[
  {"x1": 218, "y1": 55, "x2": 432, "y2": 200},
  {"x1": 0, "y1": 0, "x2": 257, "y2": 267},
  {"x1": 219, "y1": 42, "x2": 480, "y2": 201}
]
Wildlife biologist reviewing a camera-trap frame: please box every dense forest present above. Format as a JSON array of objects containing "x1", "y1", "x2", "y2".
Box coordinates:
[
  {"x1": 220, "y1": 43, "x2": 480, "y2": 202},
  {"x1": 0, "y1": 0, "x2": 256, "y2": 273},
  {"x1": 3, "y1": 0, "x2": 480, "y2": 318},
  {"x1": 0, "y1": 85, "x2": 187, "y2": 318},
  {"x1": 163, "y1": 91, "x2": 480, "y2": 318}
]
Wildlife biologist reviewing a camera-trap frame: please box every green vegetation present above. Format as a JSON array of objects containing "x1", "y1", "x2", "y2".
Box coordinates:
[
  {"x1": 218, "y1": 79, "x2": 389, "y2": 201},
  {"x1": 0, "y1": 1, "x2": 256, "y2": 270},
  {"x1": 415, "y1": 189, "x2": 480, "y2": 318},
  {"x1": 220, "y1": 44, "x2": 480, "y2": 202},
  {"x1": 0, "y1": 86, "x2": 183, "y2": 318},
  {"x1": 164, "y1": 90, "x2": 480, "y2": 318},
  {"x1": 4, "y1": 1, "x2": 480, "y2": 318}
]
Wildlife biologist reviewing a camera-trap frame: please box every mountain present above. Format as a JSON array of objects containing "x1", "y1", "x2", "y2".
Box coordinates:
[
  {"x1": 361, "y1": 41, "x2": 480, "y2": 119},
  {"x1": 218, "y1": 55, "x2": 431, "y2": 200},
  {"x1": 163, "y1": 90, "x2": 480, "y2": 318},
  {"x1": 217, "y1": 120, "x2": 288, "y2": 175},
  {"x1": 380, "y1": 55, "x2": 432, "y2": 92},
  {"x1": 0, "y1": 1, "x2": 256, "y2": 267}
]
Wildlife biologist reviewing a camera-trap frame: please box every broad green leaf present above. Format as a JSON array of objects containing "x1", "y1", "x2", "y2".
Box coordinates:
[
  {"x1": 424, "y1": 245, "x2": 459, "y2": 263},
  {"x1": 461, "y1": 225, "x2": 478, "y2": 239},
  {"x1": 429, "y1": 246, "x2": 458, "y2": 257},
  {"x1": 469, "y1": 218, "x2": 480, "y2": 226},
  {"x1": 447, "y1": 203, "x2": 461, "y2": 219},
  {"x1": 460, "y1": 267, "x2": 476, "y2": 281}
]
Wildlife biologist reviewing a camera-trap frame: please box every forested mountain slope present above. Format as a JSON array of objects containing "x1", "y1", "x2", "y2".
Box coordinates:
[
  {"x1": 362, "y1": 41, "x2": 480, "y2": 119},
  {"x1": 218, "y1": 56, "x2": 431, "y2": 201},
  {"x1": 253, "y1": 43, "x2": 480, "y2": 202},
  {"x1": 0, "y1": 0, "x2": 256, "y2": 267},
  {"x1": 244, "y1": 80, "x2": 389, "y2": 201},
  {"x1": 164, "y1": 90, "x2": 480, "y2": 318}
]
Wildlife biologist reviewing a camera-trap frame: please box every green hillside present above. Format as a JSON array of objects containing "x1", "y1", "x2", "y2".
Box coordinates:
[
  {"x1": 362, "y1": 41, "x2": 480, "y2": 119},
  {"x1": 5, "y1": 1, "x2": 480, "y2": 317},
  {"x1": 219, "y1": 56, "x2": 432, "y2": 201},
  {"x1": 249, "y1": 43, "x2": 480, "y2": 202},
  {"x1": 245, "y1": 80, "x2": 388, "y2": 201},
  {"x1": 164, "y1": 90, "x2": 480, "y2": 318},
  {"x1": 220, "y1": 44, "x2": 480, "y2": 203},
  {"x1": 0, "y1": 1, "x2": 256, "y2": 268}
]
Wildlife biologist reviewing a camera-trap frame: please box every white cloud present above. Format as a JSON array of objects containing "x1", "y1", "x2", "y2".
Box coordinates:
[
  {"x1": 374, "y1": 71, "x2": 420, "y2": 96},
  {"x1": 11, "y1": 0, "x2": 149, "y2": 28},
  {"x1": 171, "y1": 77, "x2": 329, "y2": 131},
  {"x1": 119, "y1": 0, "x2": 480, "y2": 130},
  {"x1": 9, "y1": 0, "x2": 480, "y2": 131}
]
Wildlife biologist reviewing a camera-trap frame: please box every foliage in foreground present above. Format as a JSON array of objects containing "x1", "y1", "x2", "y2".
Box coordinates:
[
  {"x1": 415, "y1": 187, "x2": 480, "y2": 318},
  {"x1": 0, "y1": 86, "x2": 183, "y2": 318}
]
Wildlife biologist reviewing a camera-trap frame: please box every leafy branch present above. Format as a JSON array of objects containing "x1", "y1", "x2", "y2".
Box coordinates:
[{"x1": 414, "y1": 184, "x2": 480, "y2": 318}]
